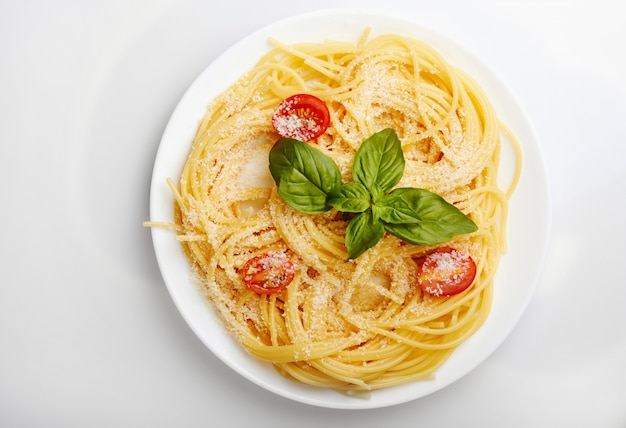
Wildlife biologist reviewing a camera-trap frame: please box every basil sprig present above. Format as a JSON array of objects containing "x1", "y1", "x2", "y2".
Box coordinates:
[{"x1": 269, "y1": 128, "x2": 477, "y2": 259}]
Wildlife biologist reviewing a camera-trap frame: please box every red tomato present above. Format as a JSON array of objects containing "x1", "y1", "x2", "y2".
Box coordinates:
[
  {"x1": 415, "y1": 247, "x2": 477, "y2": 297},
  {"x1": 271, "y1": 94, "x2": 330, "y2": 141},
  {"x1": 242, "y1": 252, "x2": 295, "y2": 295}
]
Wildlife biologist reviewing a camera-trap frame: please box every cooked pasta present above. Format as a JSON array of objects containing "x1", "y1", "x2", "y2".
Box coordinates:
[{"x1": 149, "y1": 29, "x2": 521, "y2": 392}]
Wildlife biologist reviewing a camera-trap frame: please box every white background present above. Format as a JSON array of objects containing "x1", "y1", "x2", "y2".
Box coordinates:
[{"x1": 1, "y1": 0, "x2": 625, "y2": 427}]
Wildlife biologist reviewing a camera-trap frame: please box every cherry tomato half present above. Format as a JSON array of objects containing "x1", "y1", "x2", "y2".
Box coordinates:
[
  {"x1": 242, "y1": 252, "x2": 295, "y2": 295},
  {"x1": 271, "y1": 94, "x2": 330, "y2": 142},
  {"x1": 415, "y1": 247, "x2": 477, "y2": 297}
]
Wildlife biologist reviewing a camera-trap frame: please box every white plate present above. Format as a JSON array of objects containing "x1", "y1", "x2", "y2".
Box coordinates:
[{"x1": 148, "y1": 9, "x2": 550, "y2": 409}]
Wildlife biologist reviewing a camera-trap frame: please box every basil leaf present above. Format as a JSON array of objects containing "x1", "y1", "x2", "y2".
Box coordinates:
[
  {"x1": 374, "y1": 189, "x2": 425, "y2": 224},
  {"x1": 352, "y1": 128, "x2": 405, "y2": 194},
  {"x1": 345, "y1": 211, "x2": 385, "y2": 260},
  {"x1": 269, "y1": 138, "x2": 341, "y2": 214},
  {"x1": 378, "y1": 188, "x2": 478, "y2": 245},
  {"x1": 327, "y1": 182, "x2": 370, "y2": 213}
]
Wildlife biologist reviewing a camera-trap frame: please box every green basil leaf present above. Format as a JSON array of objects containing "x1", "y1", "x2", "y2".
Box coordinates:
[
  {"x1": 345, "y1": 211, "x2": 385, "y2": 260},
  {"x1": 374, "y1": 188, "x2": 425, "y2": 224},
  {"x1": 269, "y1": 138, "x2": 341, "y2": 214},
  {"x1": 327, "y1": 182, "x2": 370, "y2": 213},
  {"x1": 379, "y1": 188, "x2": 478, "y2": 245},
  {"x1": 352, "y1": 128, "x2": 405, "y2": 194},
  {"x1": 371, "y1": 204, "x2": 383, "y2": 223},
  {"x1": 369, "y1": 182, "x2": 384, "y2": 204}
]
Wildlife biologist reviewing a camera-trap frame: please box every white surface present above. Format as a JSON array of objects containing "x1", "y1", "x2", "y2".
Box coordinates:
[
  {"x1": 149, "y1": 9, "x2": 549, "y2": 409},
  {"x1": 0, "y1": 0, "x2": 624, "y2": 426}
]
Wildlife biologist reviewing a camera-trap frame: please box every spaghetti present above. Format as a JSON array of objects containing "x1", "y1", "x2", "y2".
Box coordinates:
[{"x1": 150, "y1": 29, "x2": 522, "y2": 392}]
